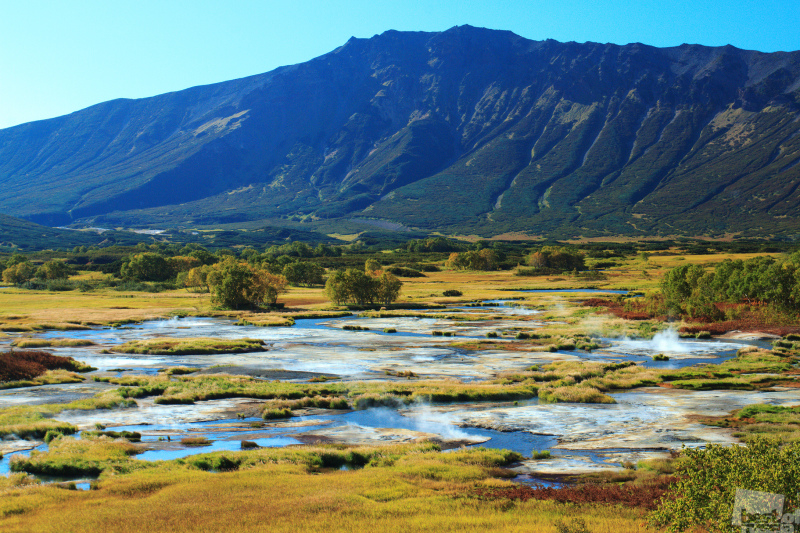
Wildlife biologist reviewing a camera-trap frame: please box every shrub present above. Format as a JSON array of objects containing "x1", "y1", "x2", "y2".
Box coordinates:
[
  {"x1": 531, "y1": 449, "x2": 551, "y2": 460},
  {"x1": 442, "y1": 289, "x2": 462, "y2": 297},
  {"x1": 0, "y1": 350, "x2": 95, "y2": 382},
  {"x1": 649, "y1": 437, "x2": 800, "y2": 532}
]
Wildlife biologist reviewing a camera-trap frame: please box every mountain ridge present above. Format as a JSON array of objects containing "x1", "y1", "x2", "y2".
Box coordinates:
[{"x1": 2, "y1": 25, "x2": 800, "y2": 238}]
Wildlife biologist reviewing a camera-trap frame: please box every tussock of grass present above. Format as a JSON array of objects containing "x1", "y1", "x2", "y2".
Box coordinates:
[
  {"x1": 114, "y1": 337, "x2": 266, "y2": 355},
  {"x1": 10, "y1": 435, "x2": 141, "y2": 477},
  {"x1": 539, "y1": 385, "x2": 616, "y2": 404},
  {"x1": 11, "y1": 338, "x2": 96, "y2": 348},
  {"x1": 180, "y1": 436, "x2": 211, "y2": 446},
  {"x1": 0, "y1": 369, "x2": 86, "y2": 391},
  {"x1": 0, "y1": 389, "x2": 136, "y2": 439}
]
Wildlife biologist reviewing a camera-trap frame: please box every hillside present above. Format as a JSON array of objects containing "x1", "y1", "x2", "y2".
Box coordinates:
[{"x1": 1, "y1": 26, "x2": 800, "y2": 238}]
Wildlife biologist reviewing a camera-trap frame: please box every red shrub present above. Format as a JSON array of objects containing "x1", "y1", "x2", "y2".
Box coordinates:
[
  {"x1": 471, "y1": 477, "x2": 678, "y2": 510},
  {"x1": 0, "y1": 350, "x2": 83, "y2": 382}
]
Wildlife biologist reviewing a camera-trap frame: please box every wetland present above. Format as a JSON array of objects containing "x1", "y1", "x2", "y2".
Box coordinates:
[{"x1": 1, "y1": 241, "x2": 799, "y2": 532}]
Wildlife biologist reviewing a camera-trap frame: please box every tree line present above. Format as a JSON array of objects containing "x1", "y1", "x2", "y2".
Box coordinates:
[{"x1": 660, "y1": 254, "x2": 800, "y2": 318}]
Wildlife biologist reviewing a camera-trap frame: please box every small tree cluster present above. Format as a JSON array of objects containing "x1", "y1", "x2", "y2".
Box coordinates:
[
  {"x1": 121, "y1": 252, "x2": 201, "y2": 282},
  {"x1": 446, "y1": 249, "x2": 499, "y2": 271},
  {"x1": 324, "y1": 268, "x2": 402, "y2": 306},
  {"x1": 206, "y1": 258, "x2": 288, "y2": 309},
  {"x1": 526, "y1": 246, "x2": 585, "y2": 272},
  {"x1": 282, "y1": 261, "x2": 325, "y2": 287},
  {"x1": 2, "y1": 257, "x2": 71, "y2": 285},
  {"x1": 660, "y1": 255, "x2": 800, "y2": 318}
]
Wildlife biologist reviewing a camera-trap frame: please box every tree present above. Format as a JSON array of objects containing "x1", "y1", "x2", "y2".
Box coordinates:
[
  {"x1": 121, "y1": 253, "x2": 173, "y2": 282},
  {"x1": 526, "y1": 247, "x2": 585, "y2": 272},
  {"x1": 168, "y1": 256, "x2": 201, "y2": 275},
  {"x1": 248, "y1": 270, "x2": 288, "y2": 306},
  {"x1": 209, "y1": 259, "x2": 252, "y2": 309},
  {"x1": 207, "y1": 258, "x2": 287, "y2": 309},
  {"x1": 446, "y1": 249, "x2": 499, "y2": 271},
  {"x1": 375, "y1": 272, "x2": 402, "y2": 305},
  {"x1": 185, "y1": 265, "x2": 214, "y2": 292},
  {"x1": 2, "y1": 262, "x2": 35, "y2": 284},
  {"x1": 282, "y1": 261, "x2": 325, "y2": 287},
  {"x1": 324, "y1": 270, "x2": 349, "y2": 305},
  {"x1": 36, "y1": 260, "x2": 71, "y2": 280},
  {"x1": 324, "y1": 269, "x2": 402, "y2": 306},
  {"x1": 364, "y1": 259, "x2": 381, "y2": 274}
]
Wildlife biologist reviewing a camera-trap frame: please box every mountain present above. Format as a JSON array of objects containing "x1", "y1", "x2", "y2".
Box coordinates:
[
  {"x1": 0, "y1": 213, "x2": 107, "y2": 250},
  {"x1": 2, "y1": 26, "x2": 800, "y2": 239}
]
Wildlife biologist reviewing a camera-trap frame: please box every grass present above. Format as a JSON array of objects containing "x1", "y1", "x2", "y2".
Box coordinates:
[
  {"x1": 0, "y1": 389, "x2": 136, "y2": 439},
  {"x1": 113, "y1": 337, "x2": 266, "y2": 355},
  {"x1": 180, "y1": 436, "x2": 212, "y2": 446},
  {"x1": 701, "y1": 403, "x2": 800, "y2": 443},
  {"x1": 10, "y1": 435, "x2": 141, "y2": 477},
  {"x1": 11, "y1": 338, "x2": 96, "y2": 348},
  {"x1": 0, "y1": 369, "x2": 86, "y2": 391},
  {"x1": 0, "y1": 442, "x2": 648, "y2": 532}
]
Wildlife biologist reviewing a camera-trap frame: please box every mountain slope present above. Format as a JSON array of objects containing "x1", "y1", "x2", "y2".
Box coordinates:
[{"x1": 2, "y1": 26, "x2": 800, "y2": 238}]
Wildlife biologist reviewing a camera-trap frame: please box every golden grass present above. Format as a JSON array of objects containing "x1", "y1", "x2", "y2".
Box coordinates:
[
  {"x1": 0, "y1": 369, "x2": 86, "y2": 391},
  {"x1": 113, "y1": 337, "x2": 266, "y2": 355},
  {"x1": 11, "y1": 338, "x2": 96, "y2": 348},
  {"x1": 0, "y1": 443, "x2": 649, "y2": 532}
]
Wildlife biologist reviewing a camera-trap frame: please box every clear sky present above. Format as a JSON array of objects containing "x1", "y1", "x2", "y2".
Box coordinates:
[{"x1": 1, "y1": 0, "x2": 798, "y2": 130}]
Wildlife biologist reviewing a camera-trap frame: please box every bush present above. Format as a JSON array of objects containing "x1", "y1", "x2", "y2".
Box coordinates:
[
  {"x1": 386, "y1": 266, "x2": 425, "y2": 278},
  {"x1": 650, "y1": 437, "x2": 800, "y2": 532},
  {"x1": 442, "y1": 289, "x2": 462, "y2": 297},
  {"x1": 0, "y1": 350, "x2": 94, "y2": 382}
]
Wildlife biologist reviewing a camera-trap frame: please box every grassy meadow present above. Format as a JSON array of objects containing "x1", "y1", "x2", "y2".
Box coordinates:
[
  {"x1": 0, "y1": 443, "x2": 650, "y2": 533},
  {"x1": 2, "y1": 242, "x2": 800, "y2": 531}
]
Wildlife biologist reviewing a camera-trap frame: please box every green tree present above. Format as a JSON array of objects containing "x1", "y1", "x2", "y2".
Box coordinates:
[
  {"x1": 446, "y1": 249, "x2": 499, "y2": 271},
  {"x1": 2, "y1": 262, "x2": 35, "y2": 284},
  {"x1": 36, "y1": 260, "x2": 71, "y2": 280},
  {"x1": 282, "y1": 261, "x2": 325, "y2": 287},
  {"x1": 207, "y1": 259, "x2": 287, "y2": 309},
  {"x1": 324, "y1": 268, "x2": 399, "y2": 306},
  {"x1": 185, "y1": 265, "x2": 214, "y2": 292},
  {"x1": 324, "y1": 270, "x2": 349, "y2": 305},
  {"x1": 121, "y1": 253, "x2": 173, "y2": 282},
  {"x1": 375, "y1": 272, "x2": 402, "y2": 305},
  {"x1": 364, "y1": 259, "x2": 381, "y2": 274}
]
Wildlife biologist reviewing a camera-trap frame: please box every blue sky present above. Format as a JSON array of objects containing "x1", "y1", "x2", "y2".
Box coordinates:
[{"x1": 1, "y1": 0, "x2": 798, "y2": 130}]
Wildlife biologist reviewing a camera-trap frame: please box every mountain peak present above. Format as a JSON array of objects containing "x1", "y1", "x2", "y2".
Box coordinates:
[{"x1": 1, "y1": 29, "x2": 799, "y2": 238}]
